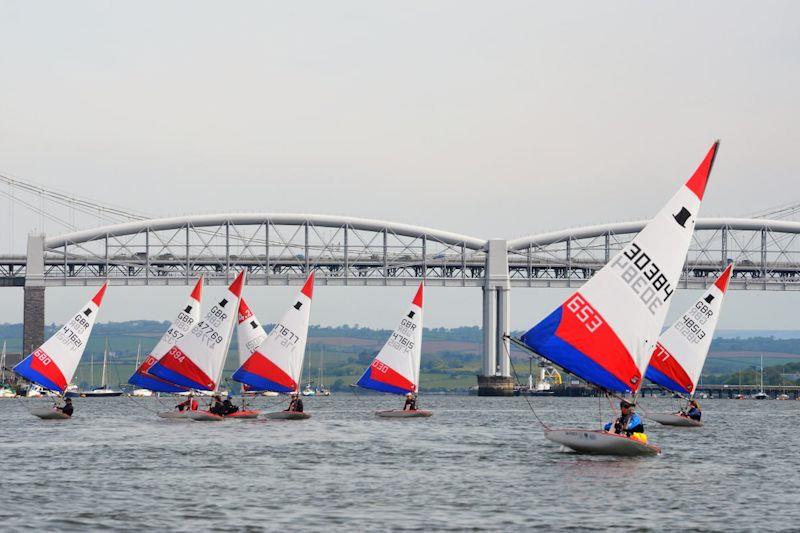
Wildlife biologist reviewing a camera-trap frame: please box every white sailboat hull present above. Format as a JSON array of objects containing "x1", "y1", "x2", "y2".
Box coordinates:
[
  {"x1": 648, "y1": 412, "x2": 703, "y2": 427},
  {"x1": 263, "y1": 411, "x2": 311, "y2": 420},
  {"x1": 375, "y1": 409, "x2": 433, "y2": 418},
  {"x1": 544, "y1": 429, "x2": 661, "y2": 456},
  {"x1": 30, "y1": 407, "x2": 71, "y2": 420}
]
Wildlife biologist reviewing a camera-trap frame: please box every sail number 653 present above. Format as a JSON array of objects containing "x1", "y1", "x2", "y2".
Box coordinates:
[{"x1": 566, "y1": 294, "x2": 604, "y2": 333}]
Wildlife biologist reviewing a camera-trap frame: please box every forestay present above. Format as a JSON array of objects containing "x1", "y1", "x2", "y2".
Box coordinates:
[
  {"x1": 232, "y1": 273, "x2": 314, "y2": 393},
  {"x1": 355, "y1": 283, "x2": 424, "y2": 395},
  {"x1": 150, "y1": 271, "x2": 244, "y2": 391},
  {"x1": 128, "y1": 276, "x2": 203, "y2": 393},
  {"x1": 519, "y1": 143, "x2": 720, "y2": 393},
  {"x1": 14, "y1": 283, "x2": 108, "y2": 393},
  {"x1": 646, "y1": 263, "x2": 734, "y2": 394}
]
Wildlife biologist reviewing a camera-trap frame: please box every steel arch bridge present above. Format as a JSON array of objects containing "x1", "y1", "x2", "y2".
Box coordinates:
[
  {"x1": 7, "y1": 213, "x2": 800, "y2": 394},
  {"x1": 5, "y1": 214, "x2": 800, "y2": 288}
]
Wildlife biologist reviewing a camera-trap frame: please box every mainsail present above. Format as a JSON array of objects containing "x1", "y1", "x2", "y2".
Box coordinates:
[
  {"x1": 236, "y1": 298, "x2": 267, "y2": 392},
  {"x1": 128, "y1": 276, "x2": 203, "y2": 393},
  {"x1": 237, "y1": 298, "x2": 267, "y2": 365},
  {"x1": 646, "y1": 263, "x2": 734, "y2": 394},
  {"x1": 13, "y1": 283, "x2": 108, "y2": 393},
  {"x1": 355, "y1": 283, "x2": 424, "y2": 395},
  {"x1": 519, "y1": 142, "x2": 719, "y2": 393},
  {"x1": 232, "y1": 273, "x2": 314, "y2": 393},
  {"x1": 150, "y1": 271, "x2": 244, "y2": 391}
]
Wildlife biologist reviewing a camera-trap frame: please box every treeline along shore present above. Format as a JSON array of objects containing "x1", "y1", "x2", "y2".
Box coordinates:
[{"x1": 1, "y1": 321, "x2": 799, "y2": 391}]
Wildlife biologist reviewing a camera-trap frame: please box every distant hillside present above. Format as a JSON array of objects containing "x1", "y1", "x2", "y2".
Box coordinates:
[{"x1": 1, "y1": 321, "x2": 799, "y2": 390}]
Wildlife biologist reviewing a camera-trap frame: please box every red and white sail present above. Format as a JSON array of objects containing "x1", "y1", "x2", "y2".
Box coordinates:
[
  {"x1": 356, "y1": 283, "x2": 424, "y2": 395},
  {"x1": 150, "y1": 272, "x2": 244, "y2": 391},
  {"x1": 13, "y1": 283, "x2": 108, "y2": 393},
  {"x1": 232, "y1": 273, "x2": 314, "y2": 393},
  {"x1": 520, "y1": 142, "x2": 720, "y2": 393},
  {"x1": 646, "y1": 263, "x2": 734, "y2": 394},
  {"x1": 237, "y1": 298, "x2": 267, "y2": 365},
  {"x1": 128, "y1": 276, "x2": 203, "y2": 392}
]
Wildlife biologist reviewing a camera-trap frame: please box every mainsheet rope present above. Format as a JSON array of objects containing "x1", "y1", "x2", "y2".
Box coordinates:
[{"x1": 503, "y1": 340, "x2": 550, "y2": 430}]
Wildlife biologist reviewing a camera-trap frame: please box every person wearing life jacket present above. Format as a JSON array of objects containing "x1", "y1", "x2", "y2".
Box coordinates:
[
  {"x1": 209, "y1": 395, "x2": 226, "y2": 416},
  {"x1": 57, "y1": 397, "x2": 74, "y2": 417},
  {"x1": 604, "y1": 400, "x2": 644, "y2": 437},
  {"x1": 175, "y1": 395, "x2": 199, "y2": 412},
  {"x1": 683, "y1": 400, "x2": 702, "y2": 421},
  {"x1": 286, "y1": 392, "x2": 303, "y2": 413},
  {"x1": 222, "y1": 398, "x2": 239, "y2": 415},
  {"x1": 403, "y1": 392, "x2": 417, "y2": 411}
]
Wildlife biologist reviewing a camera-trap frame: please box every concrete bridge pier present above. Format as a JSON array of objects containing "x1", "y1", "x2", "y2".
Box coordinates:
[
  {"x1": 22, "y1": 234, "x2": 45, "y2": 355},
  {"x1": 478, "y1": 239, "x2": 514, "y2": 396}
]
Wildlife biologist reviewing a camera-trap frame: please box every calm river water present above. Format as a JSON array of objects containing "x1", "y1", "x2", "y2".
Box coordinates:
[{"x1": 1, "y1": 395, "x2": 798, "y2": 531}]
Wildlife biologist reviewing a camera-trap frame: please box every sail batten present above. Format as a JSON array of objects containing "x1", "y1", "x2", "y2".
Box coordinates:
[{"x1": 519, "y1": 143, "x2": 719, "y2": 393}]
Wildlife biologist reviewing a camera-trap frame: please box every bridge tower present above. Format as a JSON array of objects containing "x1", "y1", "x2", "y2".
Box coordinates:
[
  {"x1": 477, "y1": 239, "x2": 514, "y2": 396},
  {"x1": 23, "y1": 234, "x2": 45, "y2": 354}
]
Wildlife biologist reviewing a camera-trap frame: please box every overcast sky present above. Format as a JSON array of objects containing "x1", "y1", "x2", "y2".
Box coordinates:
[{"x1": 1, "y1": 1, "x2": 799, "y2": 330}]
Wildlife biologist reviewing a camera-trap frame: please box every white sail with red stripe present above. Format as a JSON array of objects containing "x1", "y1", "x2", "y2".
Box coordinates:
[
  {"x1": 519, "y1": 142, "x2": 720, "y2": 393},
  {"x1": 13, "y1": 283, "x2": 108, "y2": 393},
  {"x1": 127, "y1": 276, "x2": 203, "y2": 393},
  {"x1": 646, "y1": 263, "x2": 734, "y2": 394},
  {"x1": 356, "y1": 283, "x2": 424, "y2": 395},
  {"x1": 232, "y1": 273, "x2": 314, "y2": 393},
  {"x1": 237, "y1": 298, "x2": 267, "y2": 365},
  {"x1": 149, "y1": 272, "x2": 244, "y2": 391}
]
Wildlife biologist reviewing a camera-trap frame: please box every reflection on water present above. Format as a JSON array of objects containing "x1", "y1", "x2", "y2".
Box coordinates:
[{"x1": 1, "y1": 395, "x2": 797, "y2": 531}]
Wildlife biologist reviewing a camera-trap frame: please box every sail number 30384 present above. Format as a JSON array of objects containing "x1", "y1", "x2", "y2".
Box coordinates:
[{"x1": 566, "y1": 294, "x2": 603, "y2": 333}]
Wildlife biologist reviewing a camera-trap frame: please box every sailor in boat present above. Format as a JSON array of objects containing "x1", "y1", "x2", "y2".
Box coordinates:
[
  {"x1": 604, "y1": 400, "x2": 645, "y2": 438},
  {"x1": 175, "y1": 395, "x2": 199, "y2": 412},
  {"x1": 286, "y1": 392, "x2": 303, "y2": 413},
  {"x1": 681, "y1": 400, "x2": 701, "y2": 421},
  {"x1": 209, "y1": 395, "x2": 226, "y2": 416},
  {"x1": 222, "y1": 397, "x2": 239, "y2": 415},
  {"x1": 403, "y1": 392, "x2": 417, "y2": 411},
  {"x1": 57, "y1": 398, "x2": 74, "y2": 417}
]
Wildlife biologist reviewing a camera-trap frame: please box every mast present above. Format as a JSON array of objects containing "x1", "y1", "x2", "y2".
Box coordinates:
[
  {"x1": 90, "y1": 351, "x2": 95, "y2": 387},
  {"x1": 101, "y1": 337, "x2": 109, "y2": 388},
  {"x1": 760, "y1": 355, "x2": 764, "y2": 392},
  {"x1": 1, "y1": 340, "x2": 6, "y2": 382},
  {"x1": 135, "y1": 341, "x2": 141, "y2": 370}
]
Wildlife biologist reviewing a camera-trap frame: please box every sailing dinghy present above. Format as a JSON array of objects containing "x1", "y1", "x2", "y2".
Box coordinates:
[
  {"x1": 355, "y1": 283, "x2": 431, "y2": 418},
  {"x1": 150, "y1": 272, "x2": 245, "y2": 421},
  {"x1": 512, "y1": 142, "x2": 720, "y2": 455},
  {"x1": 646, "y1": 263, "x2": 734, "y2": 427},
  {"x1": 13, "y1": 283, "x2": 108, "y2": 419},
  {"x1": 232, "y1": 273, "x2": 315, "y2": 420}
]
